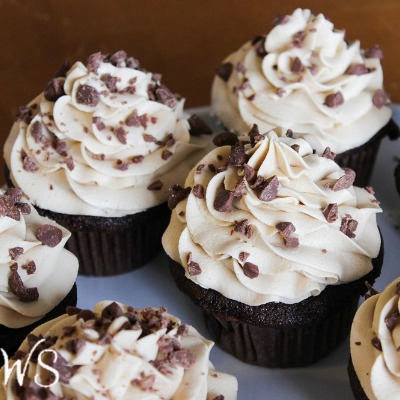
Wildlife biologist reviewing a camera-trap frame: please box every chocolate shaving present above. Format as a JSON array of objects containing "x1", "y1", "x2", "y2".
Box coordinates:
[
  {"x1": 243, "y1": 262, "x2": 259, "y2": 279},
  {"x1": 21, "y1": 261, "x2": 36, "y2": 275},
  {"x1": 76, "y1": 84, "x2": 100, "y2": 107},
  {"x1": 283, "y1": 236, "x2": 299, "y2": 248},
  {"x1": 188, "y1": 114, "x2": 213, "y2": 136},
  {"x1": 322, "y1": 147, "x2": 336, "y2": 160},
  {"x1": 8, "y1": 270, "x2": 39, "y2": 302},
  {"x1": 147, "y1": 180, "x2": 163, "y2": 191},
  {"x1": 36, "y1": 224, "x2": 63, "y2": 247},
  {"x1": 234, "y1": 179, "x2": 247, "y2": 198},
  {"x1": 347, "y1": 64, "x2": 369, "y2": 75},
  {"x1": 193, "y1": 184, "x2": 205, "y2": 199},
  {"x1": 214, "y1": 189, "x2": 234, "y2": 212},
  {"x1": 340, "y1": 214, "x2": 358, "y2": 238},
  {"x1": 291, "y1": 57, "x2": 304, "y2": 73},
  {"x1": 168, "y1": 350, "x2": 196, "y2": 368},
  {"x1": 9, "y1": 247, "x2": 24, "y2": 261},
  {"x1": 244, "y1": 164, "x2": 257, "y2": 184},
  {"x1": 258, "y1": 175, "x2": 279, "y2": 202},
  {"x1": 101, "y1": 302, "x2": 124, "y2": 320},
  {"x1": 215, "y1": 62, "x2": 233, "y2": 81},
  {"x1": 364, "y1": 45, "x2": 383, "y2": 59},
  {"x1": 65, "y1": 155, "x2": 75, "y2": 171},
  {"x1": 332, "y1": 168, "x2": 356, "y2": 191},
  {"x1": 167, "y1": 184, "x2": 191, "y2": 210},
  {"x1": 213, "y1": 131, "x2": 238, "y2": 147},
  {"x1": 372, "y1": 89, "x2": 389, "y2": 109},
  {"x1": 324, "y1": 91, "x2": 344, "y2": 108},
  {"x1": 55, "y1": 140, "x2": 68, "y2": 156},
  {"x1": 276, "y1": 222, "x2": 296, "y2": 237},
  {"x1": 239, "y1": 252, "x2": 250, "y2": 262},
  {"x1": 323, "y1": 203, "x2": 338, "y2": 223},
  {"x1": 44, "y1": 77, "x2": 65, "y2": 102},
  {"x1": 228, "y1": 142, "x2": 247, "y2": 167}
]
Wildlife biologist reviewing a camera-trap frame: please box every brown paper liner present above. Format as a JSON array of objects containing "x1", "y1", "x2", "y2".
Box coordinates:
[
  {"x1": 168, "y1": 239, "x2": 383, "y2": 368},
  {"x1": 35, "y1": 203, "x2": 170, "y2": 276},
  {"x1": 335, "y1": 118, "x2": 399, "y2": 187},
  {"x1": 0, "y1": 283, "x2": 77, "y2": 366},
  {"x1": 348, "y1": 356, "x2": 370, "y2": 400}
]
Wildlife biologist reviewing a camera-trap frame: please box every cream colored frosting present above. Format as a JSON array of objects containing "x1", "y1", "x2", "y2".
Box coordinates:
[
  {"x1": 0, "y1": 301, "x2": 238, "y2": 399},
  {"x1": 162, "y1": 129, "x2": 381, "y2": 305},
  {"x1": 350, "y1": 278, "x2": 400, "y2": 400},
  {"x1": 211, "y1": 8, "x2": 392, "y2": 154},
  {"x1": 4, "y1": 54, "x2": 210, "y2": 217},
  {"x1": 0, "y1": 187, "x2": 78, "y2": 328}
]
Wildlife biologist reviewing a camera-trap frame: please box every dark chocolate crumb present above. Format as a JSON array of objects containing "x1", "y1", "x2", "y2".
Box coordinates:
[
  {"x1": 228, "y1": 142, "x2": 247, "y2": 167},
  {"x1": 9, "y1": 247, "x2": 24, "y2": 261},
  {"x1": 44, "y1": 77, "x2": 65, "y2": 102},
  {"x1": 214, "y1": 189, "x2": 234, "y2": 212},
  {"x1": 21, "y1": 261, "x2": 36, "y2": 275},
  {"x1": 168, "y1": 184, "x2": 191, "y2": 210},
  {"x1": 372, "y1": 89, "x2": 389, "y2": 109},
  {"x1": 257, "y1": 175, "x2": 279, "y2": 201},
  {"x1": 291, "y1": 57, "x2": 304, "y2": 73},
  {"x1": 76, "y1": 84, "x2": 100, "y2": 107},
  {"x1": 196, "y1": 163, "x2": 206, "y2": 174},
  {"x1": 161, "y1": 150, "x2": 173, "y2": 160},
  {"x1": 322, "y1": 147, "x2": 336, "y2": 160},
  {"x1": 286, "y1": 129, "x2": 293, "y2": 138},
  {"x1": 340, "y1": 214, "x2": 358, "y2": 238},
  {"x1": 384, "y1": 309, "x2": 399, "y2": 331},
  {"x1": 276, "y1": 222, "x2": 296, "y2": 237},
  {"x1": 347, "y1": 64, "x2": 369, "y2": 75},
  {"x1": 193, "y1": 184, "x2": 205, "y2": 199},
  {"x1": 147, "y1": 180, "x2": 163, "y2": 191},
  {"x1": 364, "y1": 45, "x2": 383, "y2": 59},
  {"x1": 291, "y1": 144, "x2": 300, "y2": 153},
  {"x1": 243, "y1": 262, "x2": 259, "y2": 279},
  {"x1": 323, "y1": 203, "x2": 338, "y2": 223},
  {"x1": 213, "y1": 131, "x2": 238, "y2": 147},
  {"x1": 324, "y1": 91, "x2": 344, "y2": 108},
  {"x1": 101, "y1": 302, "x2": 124, "y2": 320},
  {"x1": 215, "y1": 62, "x2": 233, "y2": 81},
  {"x1": 239, "y1": 251, "x2": 250, "y2": 262},
  {"x1": 36, "y1": 224, "x2": 63, "y2": 247},
  {"x1": 115, "y1": 126, "x2": 128, "y2": 144},
  {"x1": 8, "y1": 270, "x2": 39, "y2": 303},
  {"x1": 332, "y1": 168, "x2": 356, "y2": 191},
  {"x1": 188, "y1": 114, "x2": 213, "y2": 136},
  {"x1": 371, "y1": 337, "x2": 382, "y2": 351}
]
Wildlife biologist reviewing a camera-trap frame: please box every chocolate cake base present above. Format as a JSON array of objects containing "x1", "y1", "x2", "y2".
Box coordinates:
[
  {"x1": 348, "y1": 356, "x2": 370, "y2": 400},
  {"x1": 168, "y1": 241, "x2": 383, "y2": 368},
  {"x1": 35, "y1": 203, "x2": 170, "y2": 276},
  {"x1": 335, "y1": 118, "x2": 399, "y2": 187},
  {"x1": 0, "y1": 283, "x2": 77, "y2": 366}
]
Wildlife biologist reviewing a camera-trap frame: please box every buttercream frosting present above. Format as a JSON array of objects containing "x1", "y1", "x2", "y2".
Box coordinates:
[
  {"x1": 162, "y1": 128, "x2": 381, "y2": 305},
  {"x1": 350, "y1": 278, "x2": 400, "y2": 400},
  {"x1": 0, "y1": 187, "x2": 78, "y2": 328},
  {"x1": 4, "y1": 51, "x2": 210, "y2": 217},
  {"x1": 211, "y1": 8, "x2": 392, "y2": 154},
  {"x1": 0, "y1": 301, "x2": 238, "y2": 399}
]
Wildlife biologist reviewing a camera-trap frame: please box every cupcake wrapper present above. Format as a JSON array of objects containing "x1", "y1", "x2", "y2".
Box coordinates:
[
  {"x1": 0, "y1": 283, "x2": 77, "y2": 365},
  {"x1": 168, "y1": 236, "x2": 383, "y2": 368},
  {"x1": 348, "y1": 356, "x2": 370, "y2": 400},
  {"x1": 336, "y1": 118, "x2": 399, "y2": 187},
  {"x1": 36, "y1": 203, "x2": 170, "y2": 276}
]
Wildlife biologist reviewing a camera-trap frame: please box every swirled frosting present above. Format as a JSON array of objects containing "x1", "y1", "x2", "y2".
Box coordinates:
[
  {"x1": 4, "y1": 51, "x2": 210, "y2": 217},
  {"x1": 211, "y1": 8, "x2": 392, "y2": 154},
  {"x1": 0, "y1": 187, "x2": 77, "y2": 328},
  {"x1": 162, "y1": 128, "x2": 381, "y2": 305},
  {"x1": 0, "y1": 301, "x2": 238, "y2": 399},
  {"x1": 350, "y1": 278, "x2": 400, "y2": 400}
]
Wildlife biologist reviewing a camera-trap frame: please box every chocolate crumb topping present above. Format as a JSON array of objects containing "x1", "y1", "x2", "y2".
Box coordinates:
[
  {"x1": 291, "y1": 144, "x2": 300, "y2": 153},
  {"x1": 168, "y1": 184, "x2": 191, "y2": 210},
  {"x1": 371, "y1": 336, "x2": 382, "y2": 351},
  {"x1": 188, "y1": 114, "x2": 213, "y2": 136},
  {"x1": 147, "y1": 180, "x2": 163, "y2": 191},
  {"x1": 234, "y1": 179, "x2": 247, "y2": 198},
  {"x1": 243, "y1": 262, "x2": 259, "y2": 279},
  {"x1": 323, "y1": 203, "x2": 338, "y2": 223},
  {"x1": 101, "y1": 302, "x2": 124, "y2": 320},
  {"x1": 248, "y1": 124, "x2": 264, "y2": 147},
  {"x1": 9, "y1": 247, "x2": 24, "y2": 261},
  {"x1": 65, "y1": 155, "x2": 75, "y2": 171},
  {"x1": 86, "y1": 52, "x2": 106, "y2": 73},
  {"x1": 143, "y1": 133, "x2": 157, "y2": 143},
  {"x1": 276, "y1": 222, "x2": 296, "y2": 237},
  {"x1": 215, "y1": 62, "x2": 233, "y2": 81},
  {"x1": 364, "y1": 45, "x2": 383, "y2": 59},
  {"x1": 125, "y1": 110, "x2": 141, "y2": 127},
  {"x1": 252, "y1": 35, "x2": 268, "y2": 58},
  {"x1": 322, "y1": 147, "x2": 336, "y2": 160},
  {"x1": 340, "y1": 214, "x2": 358, "y2": 238},
  {"x1": 76, "y1": 84, "x2": 100, "y2": 107},
  {"x1": 234, "y1": 219, "x2": 249, "y2": 235},
  {"x1": 22, "y1": 154, "x2": 38, "y2": 173},
  {"x1": 55, "y1": 139, "x2": 68, "y2": 156},
  {"x1": 65, "y1": 338, "x2": 85, "y2": 355},
  {"x1": 132, "y1": 155, "x2": 144, "y2": 164},
  {"x1": 347, "y1": 64, "x2": 369, "y2": 75},
  {"x1": 332, "y1": 168, "x2": 356, "y2": 191},
  {"x1": 365, "y1": 186, "x2": 375, "y2": 195},
  {"x1": 9, "y1": 270, "x2": 39, "y2": 302},
  {"x1": 16, "y1": 105, "x2": 34, "y2": 124},
  {"x1": 229, "y1": 142, "x2": 247, "y2": 167},
  {"x1": 193, "y1": 184, "x2": 205, "y2": 199},
  {"x1": 213, "y1": 131, "x2": 239, "y2": 147},
  {"x1": 384, "y1": 309, "x2": 399, "y2": 331},
  {"x1": 77, "y1": 309, "x2": 96, "y2": 321},
  {"x1": 6, "y1": 188, "x2": 22, "y2": 203},
  {"x1": 187, "y1": 253, "x2": 202, "y2": 276},
  {"x1": 208, "y1": 164, "x2": 217, "y2": 173},
  {"x1": 272, "y1": 14, "x2": 290, "y2": 26},
  {"x1": 155, "y1": 87, "x2": 177, "y2": 108},
  {"x1": 283, "y1": 236, "x2": 299, "y2": 248},
  {"x1": 372, "y1": 89, "x2": 389, "y2": 109},
  {"x1": 114, "y1": 126, "x2": 128, "y2": 144},
  {"x1": 214, "y1": 189, "x2": 234, "y2": 212},
  {"x1": 196, "y1": 163, "x2": 206, "y2": 174},
  {"x1": 16, "y1": 202, "x2": 31, "y2": 215},
  {"x1": 161, "y1": 149, "x2": 173, "y2": 160},
  {"x1": 36, "y1": 224, "x2": 63, "y2": 247},
  {"x1": 257, "y1": 175, "x2": 279, "y2": 202},
  {"x1": 286, "y1": 129, "x2": 293, "y2": 138},
  {"x1": 243, "y1": 164, "x2": 257, "y2": 184},
  {"x1": 239, "y1": 252, "x2": 250, "y2": 262},
  {"x1": 291, "y1": 57, "x2": 304, "y2": 73},
  {"x1": 101, "y1": 73, "x2": 119, "y2": 93},
  {"x1": 44, "y1": 77, "x2": 65, "y2": 102},
  {"x1": 10, "y1": 263, "x2": 18, "y2": 272},
  {"x1": 324, "y1": 91, "x2": 344, "y2": 108},
  {"x1": 21, "y1": 260, "x2": 36, "y2": 275}
]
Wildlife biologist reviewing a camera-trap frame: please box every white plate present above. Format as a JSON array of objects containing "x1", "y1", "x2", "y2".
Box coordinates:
[{"x1": 77, "y1": 105, "x2": 400, "y2": 400}]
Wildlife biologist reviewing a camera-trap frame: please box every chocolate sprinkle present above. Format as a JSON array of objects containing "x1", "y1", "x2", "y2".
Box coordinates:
[
  {"x1": 324, "y1": 91, "x2": 344, "y2": 108},
  {"x1": 8, "y1": 270, "x2": 39, "y2": 302},
  {"x1": 213, "y1": 131, "x2": 239, "y2": 147},
  {"x1": 243, "y1": 262, "x2": 259, "y2": 279},
  {"x1": 193, "y1": 184, "x2": 205, "y2": 199},
  {"x1": 167, "y1": 184, "x2": 191, "y2": 210},
  {"x1": 36, "y1": 224, "x2": 63, "y2": 247},
  {"x1": 215, "y1": 62, "x2": 233, "y2": 81},
  {"x1": 323, "y1": 203, "x2": 338, "y2": 223},
  {"x1": 188, "y1": 114, "x2": 213, "y2": 136},
  {"x1": 332, "y1": 168, "x2": 356, "y2": 191},
  {"x1": 147, "y1": 180, "x2": 163, "y2": 191},
  {"x1": 76, "y1": 84, "x2": 100, "y2": 107},
  {"x1": 214, "y1": 189, "x2": 234, "y2": 212}
]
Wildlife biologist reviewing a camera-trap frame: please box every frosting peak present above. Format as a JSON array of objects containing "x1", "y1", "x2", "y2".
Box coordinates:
[
  {"x1": 163, "y1": 128, "x2": 381, "y2": 305},
  {"x1": 211, "y1": 8, "x2": 392, "y2": 153}
]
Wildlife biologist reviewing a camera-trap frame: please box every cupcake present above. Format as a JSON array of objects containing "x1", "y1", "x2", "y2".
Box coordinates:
[
  {"x1": 4, "y1": 50, "x2": 212, "y2": 275},
  {"x1": 162, "y1": 127, "x2": 383, "y2": 367},
  {"x1": 348, "y1": 278, "x2": 400, "y2": 400},
  {"x1": 0, "y1": 187, "x2": 78, "y2": 363},
  {"x1": 211, "y1": 8, "x2": 399, "y2": 186},
  {"x1": 0, "y1": 301, "x2": 238, "y2": 399}
]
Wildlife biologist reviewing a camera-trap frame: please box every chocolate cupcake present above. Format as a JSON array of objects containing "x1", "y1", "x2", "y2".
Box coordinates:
[
  {"x1": 163, "y1": 127, "x2": 383, "y2": 367},
  {"x1": 211, "y1": 8, "x2": 399, "y2": 187},
  {"x1": 0, "y1": 301, "x2": 238, "y2": 399},
  {"x1": 0, "y1": 187, "x2": 78, "y2": 364},
  {"x1": 348, "y1": 278, "x2": 400, "y2": 400},
  {"x1": 4, "y1": 50, "x2": 212, "y2": 275}
]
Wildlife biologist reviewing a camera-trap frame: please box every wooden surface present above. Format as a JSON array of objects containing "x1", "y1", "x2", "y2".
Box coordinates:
[{"x1": 1, "y1": 0, "x2": 399, "y2": 185}]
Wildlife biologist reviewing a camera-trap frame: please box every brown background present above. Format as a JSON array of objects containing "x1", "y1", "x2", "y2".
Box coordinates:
[{"x1": 1, "y1": 0, "x2": 400, "y2": 185}]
